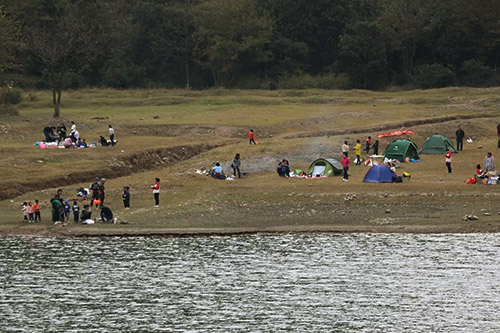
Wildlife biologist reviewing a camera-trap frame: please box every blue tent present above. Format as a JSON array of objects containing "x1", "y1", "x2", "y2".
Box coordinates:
[{"x1": 363, "y1": 165, "x2": 397, "y2": 183}]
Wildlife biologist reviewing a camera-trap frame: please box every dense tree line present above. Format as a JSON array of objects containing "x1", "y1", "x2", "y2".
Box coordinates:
[{"x1": 1, "y1": 0, "x2": 500, "y2": 95}]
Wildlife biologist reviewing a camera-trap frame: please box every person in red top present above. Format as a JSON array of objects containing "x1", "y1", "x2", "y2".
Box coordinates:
[
  {"x1": 445, "y1": 149, "x2": 452, "y2": 174},
  {"x1": 246, "y1": 129, "x2": 256, "y2": 145},
  {"x1": 475, "y1": 164, "x2": 486, "y2": 180},
  {"x1": 365, "y1": 136, "x2": 371, "y2": 155},
  {"x1": 151, "y1": 177, "x2": 160, "y2": 207},
  {"x1": 340, "y1": 152, "x2": 350, "y2": 182},
  {"x1": 33, "y1": 199, "x2": 41, "y2": 222}
]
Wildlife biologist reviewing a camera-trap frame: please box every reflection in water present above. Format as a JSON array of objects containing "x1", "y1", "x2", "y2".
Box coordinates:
[{"x1": 1, "y1": 234, "x2": 500, "y2": 332}]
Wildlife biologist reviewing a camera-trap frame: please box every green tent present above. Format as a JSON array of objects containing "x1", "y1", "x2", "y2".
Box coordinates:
[
  {"x1": 419, "y1": 135, "x2": 457, "y2": 154},
  {"x1": 307, "y1": 158, "x2": 343, "y2": 176},
  {"x1": 384, "y1": 139, "x2": 420, "y2": 162}
]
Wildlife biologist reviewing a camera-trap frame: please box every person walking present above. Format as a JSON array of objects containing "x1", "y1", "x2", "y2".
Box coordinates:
[
  {"x1": 340, "y1": 152, "x2": 350, "y2": 182},
  {"x1": 445, "y1": 149, "x2": 453, "y2": 174},
  {"x1": 231, "y1": 153, "x2": 241, "y2": 179},
  {"x1": 99, "y1": 178, "x2": 106, "y2": 206},
  {"x1": 456, "y1": 125, "x2": 464, "y2": 151},
  {"x1": 151, "y1": 178, "x2": 160, "y2": 208},
  {"x1": 109, "y1": 124, "x2": 115, "y2": 146},
  {"x1": 247, "y1": 129, "x2": 257, "y2": 145},
  {"x1": 485, "y1": 152, "x2": 495, "y2": 172},
  {"x1": 342, "y1": 140, "x2": 349, "y2": 157}
]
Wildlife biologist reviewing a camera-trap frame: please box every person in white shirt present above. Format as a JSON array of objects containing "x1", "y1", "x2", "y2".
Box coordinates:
[
  {"x1": 108, "y1": 124, "x2": 115, "y2": 146},
  {"x1": 342, "y1": 140, "x2": 349, "y2": 157},
  {"x1": 70, "y1": 121, "x2": 76, "y2": 133}
]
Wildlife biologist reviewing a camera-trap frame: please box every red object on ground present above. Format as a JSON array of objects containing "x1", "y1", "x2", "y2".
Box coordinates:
[{"x1": 376, "y1": 130, "x2": 415, "y2": 138}]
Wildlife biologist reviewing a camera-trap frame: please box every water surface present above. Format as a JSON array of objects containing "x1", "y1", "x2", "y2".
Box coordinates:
[{"x1": 1, "y1": 234, "x2": 499, "y2": 332}]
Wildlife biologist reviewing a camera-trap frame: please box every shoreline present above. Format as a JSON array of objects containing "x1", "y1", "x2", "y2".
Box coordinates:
[{"x1": 2, "y1": 222, "x2": 500, "y2": 238}]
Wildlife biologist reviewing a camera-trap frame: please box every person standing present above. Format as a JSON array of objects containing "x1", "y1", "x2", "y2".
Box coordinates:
[
  {"x1": 456, "y1": 125, "x2": 464, "y2": 151},
  {"x1": 72, "y1": 200, "x2": 80, "y2": 223},
  {"x1": 372, "y1": 140, "x2": 380, "y2": 156},
  {"x1": 354, "y1": 139, "x2": 362, "y2": 165},
  {"x1": 497, "y1": 124, "x2": 500, "y2": 149},
  {"x1": 151, "y1": 178, "x2": 160, "y2": 208},
  {"x1": 485, "y1": 152, "x2": 495, "y2": 172},
  {"x1": 33, "y1": 199, "x2": 41, "y2": 222},
  {"x1": 70, "y1": 121, "x2": 76, "y2": 135},
  {"x1": 99, "y1": 178, "x2": 106, "y2": 206},
  {"x1": 109, "y1": 124, "x2": 115, "y2": 146},
  {"x1": 27, "y1": 202, "x2": 34, "y2": 223},
  {"x1": 122, "y1": 186, "x2": 131, "y2": 209},
  {"x1": 246, "y1": 129, "x2": 256, "y2": 145},
  {"x1": 231, "y1": 153, "x2": 241, "y2": 179},
  {"x1": 445, "y1": 149, "x2": 452, "y2": 174},
  {"x1": 90, "y1": 177, "x2": 100, "y2": 208},
  {"x1": 365, "y1": 136, "x2": 371, "y2": 155},
  {"x1": 340, "y1": 152, "x2": 350, "y2": 182},
  {"x1": 342, "y1": 140, "x2": 349, "y2": 157}
]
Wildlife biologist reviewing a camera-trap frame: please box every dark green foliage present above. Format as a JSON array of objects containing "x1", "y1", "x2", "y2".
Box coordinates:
[
  {"x1": 0, "y1": 86, "x2": 22, "y2": 105},
  {"x1": 1, "y1": 0, "x2": 500, "y2": 91},
  {"x1": 412, "y1": 64, "x2": 457, "y2": 89}
]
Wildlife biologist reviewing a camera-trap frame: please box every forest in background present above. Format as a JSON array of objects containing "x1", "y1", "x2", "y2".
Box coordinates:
[{"x1": 1, "y1": 0, "x2": 500, "y2": 92}]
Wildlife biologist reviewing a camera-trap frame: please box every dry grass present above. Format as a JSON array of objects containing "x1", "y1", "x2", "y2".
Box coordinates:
[{"x1": 2, "y1": 87, "x2": 500, "y2": 234}]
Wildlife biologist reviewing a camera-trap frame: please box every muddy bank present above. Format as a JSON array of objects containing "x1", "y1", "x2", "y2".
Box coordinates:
[
  {"x1": 0, "y1": 143, "x2": 222, "y2": 200},
  {"x1": 285, "y1": 112, "x2": 498, "y2": 139},
  {"x1": 1, "y1": 222, "x2": 500, "y2": 238}
]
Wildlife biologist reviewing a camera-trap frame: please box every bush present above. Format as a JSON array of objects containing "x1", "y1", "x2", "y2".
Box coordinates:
[
  {"x1": 459, "y1": 60, "x2": 494, "y2": 86},
  {"x1": 412, "y1": 64, "x2": 457, "y2": 89},
  {"x1": 0, "y1": 86, "x2": 22, "y2": 105},
  {"x1": 278, "y1": 73, "x2": 350, "y2": 89}
]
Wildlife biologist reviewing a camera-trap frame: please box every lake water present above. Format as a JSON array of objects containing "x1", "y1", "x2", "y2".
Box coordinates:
[{"x1": 1, "y1": 234, "x2": 500, "y2": 332}]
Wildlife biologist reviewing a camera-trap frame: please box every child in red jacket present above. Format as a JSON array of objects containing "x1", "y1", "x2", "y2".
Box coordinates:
[
  {"x1": 246, "y1": 129, "x2": 256, "y2": 145},
  {"x1": 445, "y1": 150, "x2": 452, "y2": 174}
]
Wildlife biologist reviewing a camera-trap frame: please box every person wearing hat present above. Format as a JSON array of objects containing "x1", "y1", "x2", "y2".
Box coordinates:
[
  {"x1": 90, "y1": 177, "x2": 100, "y2": 208},
  {"x1": 99, "y1": 178, "x2": 106, "y2": 206}
]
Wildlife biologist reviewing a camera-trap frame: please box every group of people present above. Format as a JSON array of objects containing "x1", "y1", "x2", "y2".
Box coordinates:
[
  {"x1": 210, "y1": 154, "x2": 241, "y2": 180},
  {"x1": 41, "y1": 122, "x2": 116, "y2": 148}
]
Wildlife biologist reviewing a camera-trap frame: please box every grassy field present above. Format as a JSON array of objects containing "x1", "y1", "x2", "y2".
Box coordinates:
[{"x1": 2, "y1": 87, "x2": 500, "y2": 236}]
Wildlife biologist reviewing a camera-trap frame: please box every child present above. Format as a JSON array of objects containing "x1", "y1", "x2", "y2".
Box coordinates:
[
  {"x1": 122, "y1": 186, "x2": 130, "y2": 209},
  {"x1": 27, "y1": 201, "x2": 35, "y2": 223},
  {"x1": 80, "y1": 204, "x2": 92, "y2": 222},
  {"x1": 33, "y1": 199, "x2": 41, "y2": 222},
  {"x1": 445, "y1": 149, "x2": 452, "y2": 174},
  {"x1": 365, "y1": 136, "x2": 371, "y2": 155},
  {"x1": 64, "y1": 200, "x2": 71, "y2": 222},
  {"x1": 22, "y1": 202, "x2": 28, "y2": 222},
  {"x1": 246, "y1": 129, "x2": 256, "y2": 145},
  {"x1": 72, "y1": 200, "x2": 80, "y2": 223},
  {"x1": 340, "y1": 152, "x2": 350, "y2": 182},
  {"x1": 355, "y1": 139, "x2": 362, "y2": 165},
  {"x1": 372, "y1": 140, "x2": 379, "y2": 156}
]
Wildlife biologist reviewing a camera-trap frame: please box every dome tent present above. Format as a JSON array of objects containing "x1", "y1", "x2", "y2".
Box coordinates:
[
  {"x1": 384, "y1": 139, "x2": 419, "y2": 162},
  {"x1": 419, "y1": 135, "x2": 457, "y2": 154},
  {"x1": 307, "y1": 158, "x2": 343, "y2": 177},
  {"x1": 363, "y1": 165, "x2": 398, "y2": 183}
]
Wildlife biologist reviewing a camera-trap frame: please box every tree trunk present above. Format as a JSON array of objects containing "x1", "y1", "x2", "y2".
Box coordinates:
[{"x1": 52, "y1": 89, "x2": 61, "y2": 118}]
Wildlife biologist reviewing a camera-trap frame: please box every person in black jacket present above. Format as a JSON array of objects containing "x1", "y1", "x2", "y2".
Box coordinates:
[
  {"x1": 122, "y1": 186, "x2": 130, "y2": 209},
  {"x1": 456, "y1": 125, "x2": 465, "y2": 151},
  {"x1": 100, "y1": 205, "x2": 114, "y2": 223}
]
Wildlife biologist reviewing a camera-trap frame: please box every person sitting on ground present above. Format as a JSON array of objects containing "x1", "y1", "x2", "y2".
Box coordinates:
[
  {"x1": 475, "y1": 164, "x2": 487, "y2": 180},
  {"x1": 277, "y1": 159, "x2": 290, "y2": 177},
  {"x1": 100, "y1": 205, "x2": 114, "y2": 223},
  {"x1": 386, "y1": 160, "x2": 397, "y2": 172},
  {"x1": 80, "y1": 204, "x2": 92, "y2": 222},
  {"x1": 57, "y1": 123, "x2": 67, "y2": 142},
  {"x1": 211, "y1": 162, "x2": 225, "y2": 180},
  {"x1": 78, "y1": 138, "x2": 88, "y2": 148},
  {"x1": 99, "y1": 136, "x2": 108, "y2": 146},
  {"x1": 62, "y1": 137, "x2": 75, "y2": 148}
]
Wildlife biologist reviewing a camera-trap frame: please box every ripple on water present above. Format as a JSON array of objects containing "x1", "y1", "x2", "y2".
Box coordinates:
[{"x1": 1, "y1": 234, "x2": 500, "y2": 332}]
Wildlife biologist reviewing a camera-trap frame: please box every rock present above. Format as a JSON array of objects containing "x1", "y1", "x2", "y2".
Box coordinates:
[
  {"x1": 483, "y1": 212, "x2": 491, "y2": 216},
  {"x1": 462, "y1": 215, "x2": 479, "y2": 221},
  {"x1": 37, "y1": 160, "x2": 44, "y2": 163},
  {"x1": 153, "y1": 115, "x2": 160, "y2": 119},
  {"x1": 385, "y1": 209, "x2": 391, "y2": 214}
]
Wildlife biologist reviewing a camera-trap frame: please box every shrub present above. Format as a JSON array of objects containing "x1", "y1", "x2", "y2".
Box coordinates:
[
  {"x1": 0, "y1": 86, "x2": 22, "y2": 105},
  {"x1": 278, "y1": 73, "x2": 350, "y2": 89},
  {"x1": 459, "y1": 60, "x2": 494, "y2": 86},
  {"x1": 412, "y1": 64, "x2": 457, "y2": 89}
]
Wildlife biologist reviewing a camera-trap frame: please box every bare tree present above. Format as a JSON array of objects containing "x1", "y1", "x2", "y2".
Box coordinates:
[{"x1": 27, "y1": 4, "x2": 85, "y2": 118}]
